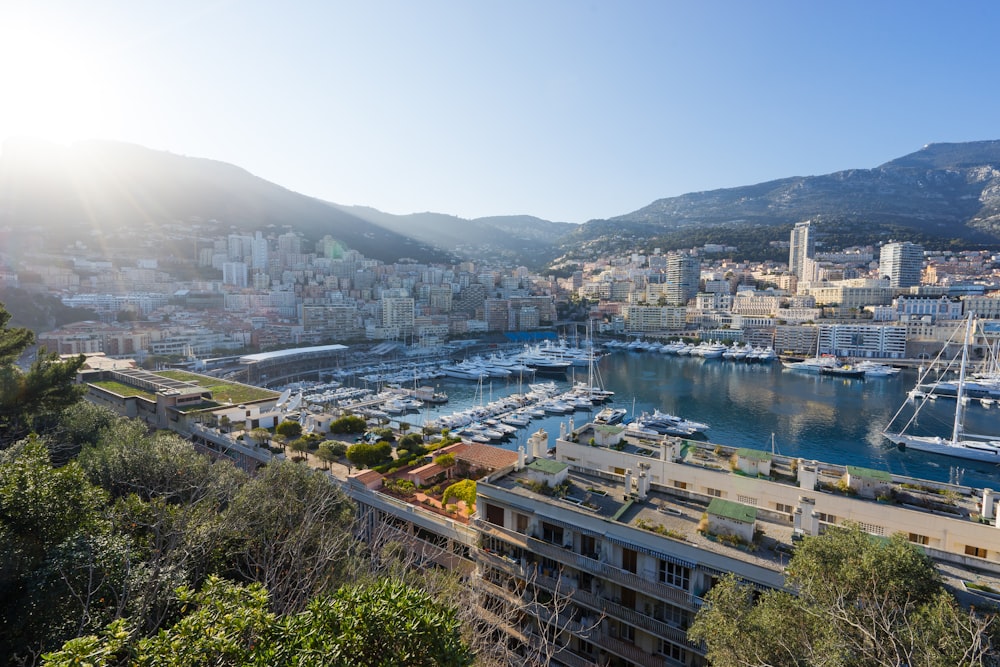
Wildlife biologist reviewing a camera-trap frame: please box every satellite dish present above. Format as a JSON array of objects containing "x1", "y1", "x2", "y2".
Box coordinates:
[
  {"x1": 286, "y1": 393, "x2": 302, "y2": 412},
  {"x1": 276, "y1": 388, "x2": 292, "y2": 408}
]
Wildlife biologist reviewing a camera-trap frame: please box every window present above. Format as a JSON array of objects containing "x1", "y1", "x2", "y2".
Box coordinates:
[
  {"x1": 737, "y1": 494, "x2": 758, "y2": 505},
  {"x1": 541, "y1": 522, "x2": 564, "y2": 545},
  {"x1": 706, "y1": 487, "x2": 722, "y2": 498},
  {"x1": 659, "y1": 560, "x2": 690, "y2": 589},
  {"x1": 659, "y1": 639, "x2": 688, "y2": 663},
  {"x1": 908, "y1": 533, "x2": 929, "y2": 545},
  {"x1": 515, "y1": 513, "x2": 529, "y2": 534},
  {"x1": 581, "y1": 534, "x2": 596, "y2": 558},
  {"x1": 484, "y1": 503, "x2": 504, "y2": 527},
  {"x1": 673, "y1": 480, "x2": 687, "y2": 490},
  {"x1": 775, "y1": 502, "x2": 794, "y2": 514},
  {"x1": 620, "y1": 587, "x2": 636, "y2": 609},
  {"x1": 622, "y1": 548, "x2": 638, "y2": 574},
  {"x1": 817, "y1": 512, "x2": 836, "y2": 524},
  {"x1": 966, "y1": 545, "x2": 988, "y2": 558}
]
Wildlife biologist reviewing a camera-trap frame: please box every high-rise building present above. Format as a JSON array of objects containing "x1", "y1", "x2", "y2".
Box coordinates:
[
  {"x1": 222, "y1": 261, "x2": 248, "y2": 288},
  {"x1": 789, "y1": 221, "x2": 815, "y2": 280},
  {"x1": 879, "y1": 241, "x2": 924, "y2": 288},
  {"x1": 663, "y1": 253, "x2": 700, "y2": 306}
]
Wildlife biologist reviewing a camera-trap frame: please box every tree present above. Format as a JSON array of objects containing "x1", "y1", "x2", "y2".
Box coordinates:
[
  {"x1": 0, "y1": 438, "x2": 126, "y2": 661},
  {"x1": 316, "y1": 441, "x2": 338, "y2": 469},
  {"x1": 0, "y1": 302, "x2": 87, "y2": 447},
  {"x1": 441, "y1": 479, "x2": 475, "y2": 508},
  {"x1": 43, "y1": 576, "x2": 474, "y2": 667},
  {"x1": 287, "y1": 437, "x2": 309, "y2": 461},
  {"x1": 275, "y1": 419, "x2": 303, "y2": 440},
  {"x1": 330, "y1": 414, "x2": 366, "y2": 435},
  {"x1": 346, "y1": 441, "x2": 392, "y2": 469},
  {"x1": 688, "y1": 523, "x2": 998, "y2": 667},
  {"x1": 433, "y1": 453, "x2": 456, "y2": 479},
  {"x1": 248, "y1": 427, "x2": 272, "y2": 448},
  {"x1": 224, "y1": 461, "x2": 356, "y2": 615}
]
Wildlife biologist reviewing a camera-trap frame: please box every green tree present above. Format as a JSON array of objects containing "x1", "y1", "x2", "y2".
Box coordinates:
[
  {"x1": 441, "y1": 479, "x2": 475, "y2": 508},
  {"x1": 433, "y1": 453, "x2": 456, "y2": 479},
  {"x1": 0, "y1": 303, "x2": 87, "y2": 447},
  {"x1": 346, "y1": 441, "x2": 392, "y2": 469},
  {"x1": 248, "y1": 427, "x2": 272, "y2": 447},
  {"x1": 287, "y1": 437, "x2": 310, "y2": 461},
  {"x1": 0, "y1": 438, "x2": 127, "y2": 660},
  {"x1": 315, "y1": 441, "x2": 340, "y2": 469},
  {"x1": 689, "y1": 523, "x2": 998, "y2": 666},
  {"x1": 330, "y1": 414, "x2": 366, "y2": 434},
  {"x1": 275, "y1": 419, "x2": 303, "y2": 440},
  {"x1": 43, "y1": 576, "x2": 473, "y2": 667}
]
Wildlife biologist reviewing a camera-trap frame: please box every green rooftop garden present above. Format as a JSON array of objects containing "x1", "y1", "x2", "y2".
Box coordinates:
[
  {"x1": 155, "y1": 370, "x2": 277, "y2": 405},
  {"x1": 90, "y1": 381, "x2": 156, "y2": 400}
]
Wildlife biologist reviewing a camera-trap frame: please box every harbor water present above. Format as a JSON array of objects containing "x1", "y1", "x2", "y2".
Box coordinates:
[{"x1": 398, "y1": 351, "x2": 1000, "y2": 492}]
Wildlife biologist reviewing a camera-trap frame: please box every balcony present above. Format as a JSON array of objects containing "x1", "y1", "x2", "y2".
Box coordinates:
[
  {"x1": 477, "y1": 522, "x2": 703, "y2": 610},
  {"x1": 525, "y1": 535, "x2": 703, "y2": 610}
]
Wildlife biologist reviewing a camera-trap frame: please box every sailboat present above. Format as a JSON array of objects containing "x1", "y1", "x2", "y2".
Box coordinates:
[{"x1": 883, "y1": 314, "x2": 1000, "y2": 463}]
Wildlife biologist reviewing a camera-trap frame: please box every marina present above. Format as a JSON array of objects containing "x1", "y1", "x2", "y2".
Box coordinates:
[{"x1": 316, "y1": 346, "x2": 1000, "y2": 492}]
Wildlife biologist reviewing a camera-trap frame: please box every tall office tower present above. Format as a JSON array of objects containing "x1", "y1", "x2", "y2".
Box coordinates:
[
  {"x1": 879, "y1": 241, "x2": 924, "y2": 288},
  {"x1": 664, "y1": 252, "x2": 700, "y2": 305},
  {"x1": 789, "y1": 221, "x2": 815, "y2": 280}
]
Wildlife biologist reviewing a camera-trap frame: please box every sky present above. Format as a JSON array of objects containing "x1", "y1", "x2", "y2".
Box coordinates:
[{"x1": 2, "y1": 1, "x2": 999, "y2": 224}]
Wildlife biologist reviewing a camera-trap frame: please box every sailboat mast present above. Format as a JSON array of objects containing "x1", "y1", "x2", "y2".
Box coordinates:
[{"x1": 952, "y1": 313, "x2": 974, "y2": 443}]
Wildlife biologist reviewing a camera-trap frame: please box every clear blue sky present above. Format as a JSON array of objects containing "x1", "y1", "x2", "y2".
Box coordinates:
[{"x1": 2, "y1": 1, "x2": 998, "y2": 223}]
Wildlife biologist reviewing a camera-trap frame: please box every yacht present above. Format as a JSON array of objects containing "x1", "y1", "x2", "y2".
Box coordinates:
[
  {"x1": 884, "y1": 314, "x2": 1000, "y2": 463},
  {"x1": 782, "y1": 355, "x2": 839, "y2": 373},
  {"x1": 854, "y1": 361, "x2": 900, "y2": 377},
  {"x1": 439, "y1": 361, "x2": 489, "y2": 381},
  {"x1": 593, "y1": 406, "x2": 628, "y2": 425}
]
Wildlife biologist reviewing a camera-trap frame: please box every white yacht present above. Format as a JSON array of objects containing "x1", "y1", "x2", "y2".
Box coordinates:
[{"x1": 884, "y1": 314, "x2": 1000, "y2": 463}]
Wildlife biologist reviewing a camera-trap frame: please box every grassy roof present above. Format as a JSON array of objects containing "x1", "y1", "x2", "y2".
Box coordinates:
[{"x1": 707, "y1": 498, "x2": 757, "y2": 524}]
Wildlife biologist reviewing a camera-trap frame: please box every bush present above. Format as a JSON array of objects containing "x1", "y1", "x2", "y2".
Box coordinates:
[
  {"x1": 442, "y1": 479, "x2": 476, "y2": 508},
  {"x1": 330, "y1": 415, "x2": 367, "y2": 434}
]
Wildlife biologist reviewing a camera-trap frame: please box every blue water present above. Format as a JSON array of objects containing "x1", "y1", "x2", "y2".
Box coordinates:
[{"x1": 402, "y1": 352, "x2": 1000, "y2": 491}]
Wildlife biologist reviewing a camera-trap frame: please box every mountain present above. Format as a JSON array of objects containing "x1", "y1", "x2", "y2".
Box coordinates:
[
  {"x1": 0, "y1": 139, "x2": 455, "y2": 265},
  {"x1": 559, "y1": 141, "x2": 1000, "y2": 261},
  {"x1": 2, "y1": 138, "x2": 1000, "y2": 270},
  {"x1": 330, "y1": 206, "x2": 575, "y2": 266}
]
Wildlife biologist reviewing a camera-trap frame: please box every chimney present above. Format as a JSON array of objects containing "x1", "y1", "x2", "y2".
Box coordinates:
[
  {"x1": 637, "y1": 472, "x2": 649, "y2": 500},
  {"x1": 983, "y1": 488, "x2": 995, "y2": 521},
  {"x1": 516, "y1": 446, "x2": 526, "y2": 470},
  {"x1": 624, "y1": 468, "x2": 634, "y2": 498}
]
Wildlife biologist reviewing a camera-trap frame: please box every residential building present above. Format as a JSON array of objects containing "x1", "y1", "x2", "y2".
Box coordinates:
[
  {"x1": 879, "y1": 242, "x2": 924, "y2": 288},
  {"x1": 789, "y1": 221, "x2": 814, "y2": 282},
  {"x1": 345, "y1": 419, "x2": 1000, "y2": 667}
]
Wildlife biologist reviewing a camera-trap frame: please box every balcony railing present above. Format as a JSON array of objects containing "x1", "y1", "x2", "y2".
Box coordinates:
[
  {"x1": 477, "y1": 521, "x2": 703, "y2": 609},
  {"x1": 525, "y1": 535, "x2": 703, "y2": 610}
]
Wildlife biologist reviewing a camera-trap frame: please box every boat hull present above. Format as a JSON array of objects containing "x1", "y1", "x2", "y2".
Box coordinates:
[{"x1": 885, "y1": 432, "x2": 1000, "y2": 463}]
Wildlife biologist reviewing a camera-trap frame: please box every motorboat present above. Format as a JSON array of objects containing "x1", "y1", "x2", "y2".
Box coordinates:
[
  {"x1": 594, "y1": 406, "x2": 628, "y2": 425},
  {"x1": 853, "y1": 361, "x2": 900, "y2": 377},
  {"x1": 820, "y1": 364, "x2": 866, "y2": 379}
]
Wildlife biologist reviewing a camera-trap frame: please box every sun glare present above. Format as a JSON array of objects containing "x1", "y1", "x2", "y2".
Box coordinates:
[{"x1": 0, "y1": 19, "x2": 113, "y2": 144}]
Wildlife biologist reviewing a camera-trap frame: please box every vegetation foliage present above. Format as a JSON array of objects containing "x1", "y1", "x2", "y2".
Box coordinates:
[{"x1": 689, "y1": 523, "x2": 998, "y2": 666}]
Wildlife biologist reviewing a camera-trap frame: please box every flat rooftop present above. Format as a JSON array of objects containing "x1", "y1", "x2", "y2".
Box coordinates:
[{"x1": 488, "y1": 462, "x2": 799, "y2": 574}]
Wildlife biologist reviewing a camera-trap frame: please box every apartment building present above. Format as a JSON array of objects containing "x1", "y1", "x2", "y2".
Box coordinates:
[{"x1": 344, "y1": 417, "x2": 1000, "y2": 667}]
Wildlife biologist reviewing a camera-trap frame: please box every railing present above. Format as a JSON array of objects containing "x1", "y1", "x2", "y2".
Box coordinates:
[
  {"x1": 526, "y1": 536, "x2": 703, "y2": 609},
  {"x1": 592, "y1": 632, "x2": 670, "y2": 667},
  {"x1": 570, "y1": 587, "x2": 689, "y2": 645},
  {"x1": 477, "y1": 521, "x2": 703, "y2": 609}
]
